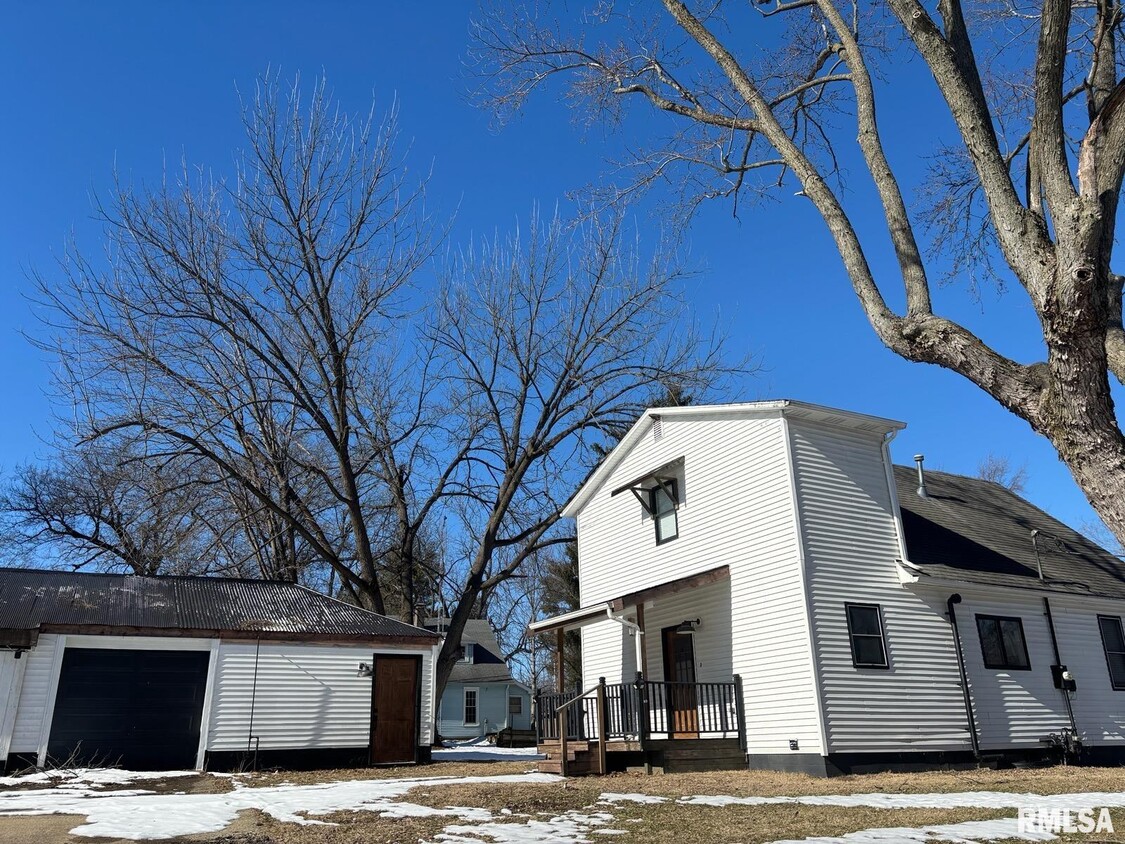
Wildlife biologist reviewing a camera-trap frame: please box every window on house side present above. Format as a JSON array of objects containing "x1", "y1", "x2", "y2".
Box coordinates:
[
  {"x1": 508, "y1": 695, "x2": 522, "y2": 715},
  {"x1": 463, "y1": 688, "x2": 479, "y2": 725},
  {"x1": 845, "y1": 603, "x2": 889, "y2": 668},
  {"x1": 1098, "y1": 615, "x2": 1125, "y2": 690},
  {"x1": 649, "y1": 479, "x2": 679, "y2": 544},
  {"x1": 976, "y1": 615, "x2": 1031, "y2": 670},
  {"x1": 459, "y1": 643, "x2": 474, "y2": 664}
]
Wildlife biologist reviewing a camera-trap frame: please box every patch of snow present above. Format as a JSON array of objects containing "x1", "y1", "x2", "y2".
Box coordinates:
[
  {"x1": 598, "y1": 793, "x2": 668, "y2": 805},
  {"x1": 0, "y1": 769, "x2": 196, "y2": 790},
  {"x1": 434, "y1": 739, "x2": 544, "y2": 762},
  {"x1": 678, "y1": 789, "x2": 1122, "y2": 811},
  {"x1": 432, "y1": 809, "x2": 619, "y2": 843},
  {"x1": 765, "y1": 817, "x2": 1056, "y2": 844},
  {"x1": 0, "y1": 771, "x2": 563, "y2": 840}
]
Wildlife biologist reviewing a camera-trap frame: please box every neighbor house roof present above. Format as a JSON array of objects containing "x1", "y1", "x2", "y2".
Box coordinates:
[
  {"x1": 562, "y1": 400, "x2": 904, "y2": 518},
  {"x1": 0, "y1": 568, "x2": 439, "y2": 647},
  {"x1": 423, "y1": 618, "x2": 516, "y2": 684},
  {"x1": 893, "y1": 466, "x2": 1125, "y2": 599}
]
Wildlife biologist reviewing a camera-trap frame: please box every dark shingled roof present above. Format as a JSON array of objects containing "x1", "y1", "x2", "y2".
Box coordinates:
[
  {"x1": 893, "y1": 466, "x2": 1125, "y2": 598},
  {"x1": 423, "y1": 618, "x2": 516, "y2": 684},
  {"x1": 0, "y1": 568, "x2": 438, "y2": 644}
]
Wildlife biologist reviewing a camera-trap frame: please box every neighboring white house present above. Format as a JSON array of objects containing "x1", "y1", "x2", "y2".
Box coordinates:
[
  {"x1": 424, "y1": 618, "x2": 532, "y2": 740},
  {"x1": 530, "y1": 400, "x2": 1125, "y2": 775},
  {"x1": 0, "y1": 569, "x2": 440, "y2": 771}
]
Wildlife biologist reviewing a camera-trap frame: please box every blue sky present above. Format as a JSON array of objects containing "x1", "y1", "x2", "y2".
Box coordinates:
[{"x1": 0, "y1": 3, "x2": 1107, "y2": 538}]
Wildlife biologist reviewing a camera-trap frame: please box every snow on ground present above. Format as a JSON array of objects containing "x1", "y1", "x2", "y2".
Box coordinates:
[
  {"x1": 432, "y1": 738, "x2": 544, "y2": 762},
  {"x1": 0, "y1": 768, "x2": 196, "y2": 790},
  {"x1": 432, "y1": 809, "x2": 619, "y2": 843},
  {"x1": 1, "y1": 768, "x2": 1123, "y2": 843},
  {"x1": 0, "y1": 771, "x2": 562, "y2": 840}
]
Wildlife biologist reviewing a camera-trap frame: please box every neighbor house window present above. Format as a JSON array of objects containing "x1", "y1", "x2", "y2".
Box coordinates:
[
  {"x1": 845, "y1": 603, "x2": 888, "y2": 668},
  {"x1": 509, "y1": 695, "x2": 523, "y2": 715},
  {"x1": 459, "y1": 644, "x2": 474, "y2": 664},
  {"x1": 463, "y1": 688, "x2": 479, "y2": 725},
  {"x1": 649, "y1": 480, "x2": 679, "y2": 544},
  {"x1": 1098, "y1": 615, "x2": 1125, "y2": 690},
  {"x1": 976, "y1": 615, "x2": 1031, "y2": 670}
]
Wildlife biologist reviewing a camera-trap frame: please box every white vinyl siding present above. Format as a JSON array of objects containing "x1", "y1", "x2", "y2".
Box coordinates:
[
  {"x1": 945, "y1": 590, "x2": 1068, "y2": 748},
  {"x1": 790, "y1": 420, "x2": 972, "y2": 754},
  {"x1": 1029, "y1": 593, "x2": 1125, "y2": 746},
  {"x1": 9, "y1": 635, "x2": 59, "y2": 754},
  {"x1": 576, "y1": 413, "x2": 822, "y2": 756},
  {"x1": 576, "y1": 415, "x2": 790, "y2": 606},
  {"x1": 207, "y1": 641, "x2": 433, "y2": 751}
]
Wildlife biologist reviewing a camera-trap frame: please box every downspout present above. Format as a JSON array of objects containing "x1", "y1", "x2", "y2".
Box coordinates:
[
  {"x1": 1042, "y1": 596, "x2": 1078, "y2": 736},
  {"x1": 945, "y1": 594, "x2": 981, "y2": 761},
  {"x1": 605, "y1": 606, "x2": 644, "y2": 677}
]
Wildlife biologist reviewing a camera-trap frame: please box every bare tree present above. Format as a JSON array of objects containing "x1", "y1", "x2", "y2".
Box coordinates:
[
  {"x1": 474, "y1": 0, "x2": 1125, "y2": 546},
  {"x1": 35, "y1": 74, "x2": 435, "y2": 610},
  {"x1": 425, "y1": 210, "x2": 732, "y2": 697},
  {"x1": 977, "y1": 453, "x2": 1029, "y2": 494},
  {"x1": 0, "y1": 437, "x2": 214, "y2": 575}
]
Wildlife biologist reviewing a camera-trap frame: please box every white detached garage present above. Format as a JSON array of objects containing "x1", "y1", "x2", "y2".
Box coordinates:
[{"x1": 0, "y1": 568, "x2": 439, "y2": 771}]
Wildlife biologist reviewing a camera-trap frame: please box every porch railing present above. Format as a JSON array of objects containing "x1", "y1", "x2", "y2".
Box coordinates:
[{"x1": 535, "y1": 674, "x2": 745, "y2": 750}]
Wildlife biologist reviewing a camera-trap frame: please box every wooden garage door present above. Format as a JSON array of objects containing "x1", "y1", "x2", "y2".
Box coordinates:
[{"x1": 47, "y1": 648, "x2": 209, "y2": 770}]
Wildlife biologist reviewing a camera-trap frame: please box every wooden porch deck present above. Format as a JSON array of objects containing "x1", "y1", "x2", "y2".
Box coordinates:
[
  {"x1": 536, "y1": 736, "x2": 746, "y2": 775},
  {"x1": 534, "y1": 676, "x2": 747, "y2": 776}
]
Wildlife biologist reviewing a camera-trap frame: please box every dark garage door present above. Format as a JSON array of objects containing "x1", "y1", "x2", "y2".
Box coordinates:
[{"x1": 47, "y1": 648, "x2": 210, "y2": 770}]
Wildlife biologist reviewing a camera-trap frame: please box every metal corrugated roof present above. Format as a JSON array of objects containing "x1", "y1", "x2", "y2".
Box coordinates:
[
  {"x1": 0, "y1": 568, "x2": 438, "y2": 642},
  {"x1": 894, "y1": 466, "x2": 1125, "y2": 598}
]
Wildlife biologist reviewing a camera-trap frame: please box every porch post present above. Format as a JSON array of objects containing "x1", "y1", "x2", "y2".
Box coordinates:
[
  {"x1": 555, "y1": 627, "x2": 565, "y2": 692},
  {"x1": 635, "y1": 603, "x2": 649, "y2": 677},
  {"x1": 596, "y1": 677, "x2": 608, "y2": 775},
  {"x1": 733, "y1": 674, "x2": 747, "y2": 754}
]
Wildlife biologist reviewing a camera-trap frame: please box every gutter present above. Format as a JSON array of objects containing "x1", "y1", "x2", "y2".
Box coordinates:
[
  {"x1": 945, "y1": 594, "x2": 981, "y2": 761},
  {"x1": 604, "y1": 606, "x2": 645, "y2": 675}
]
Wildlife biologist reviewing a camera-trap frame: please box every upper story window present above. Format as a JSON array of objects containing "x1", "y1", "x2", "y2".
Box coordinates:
[
  {"x1": 1098, "y1": 615, "x2": 1125, "y2": 690},
  {"x1": 459, "y1": 643, "x2": 474, "y2": 664},
  {"x1": 845, "y1": 603, "x2": 888, "y2": 668},
  {"x1": 609, "y1": 458, "x2": 684, "y2": 547},
  {"x1": 976, "y1": 614, "x2": 1030, "y2": 670},
  {"x1": 650, "y1": 479, "x2": 679, "y2": 544}
]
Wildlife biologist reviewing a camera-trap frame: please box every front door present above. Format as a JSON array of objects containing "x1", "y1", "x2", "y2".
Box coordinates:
[
  {"x1": 661, "y1": 626, "x2": 699, "y2": 737},
  {"x1": 370, "y1": 654, "x2": 420, "y2": 765}
]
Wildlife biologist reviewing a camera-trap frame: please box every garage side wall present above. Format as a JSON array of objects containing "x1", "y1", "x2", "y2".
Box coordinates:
[{"x1": 207, "y1": 641, "x2": 434, "y2": 755}]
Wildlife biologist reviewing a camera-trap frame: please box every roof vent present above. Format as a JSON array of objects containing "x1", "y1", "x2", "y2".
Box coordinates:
[
  {"x1": 914, "y1": 454, "x2": 928, "y2": 498},
  {"x1": 652, "y1": 415, "x2": 663, "y2": 441}
]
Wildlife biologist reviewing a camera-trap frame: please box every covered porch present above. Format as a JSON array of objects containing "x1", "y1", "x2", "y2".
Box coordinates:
[{"x1": 529, "y1": 566, "x2": 747, "y2": 775}]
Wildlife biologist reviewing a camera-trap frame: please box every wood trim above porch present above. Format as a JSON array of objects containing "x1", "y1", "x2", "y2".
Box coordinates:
[{"x1": 608, "y1": 565, "x2": 730, "y2": 612}]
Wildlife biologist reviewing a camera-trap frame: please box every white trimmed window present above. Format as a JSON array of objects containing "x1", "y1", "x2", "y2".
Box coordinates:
[
  {"x1": 649, "y1": 480, "x2": 679, "y2": 544},
  {"x1": 463, "y1": 687, "x2": 479, "y2": 725}
]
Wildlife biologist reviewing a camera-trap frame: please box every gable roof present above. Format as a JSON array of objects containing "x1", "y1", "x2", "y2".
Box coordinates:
[
  {"x1": 893, "y1": 466, "x2": 1125, "y2": 599},
  {"x1": 562, "y1": 400, "x2": 904, "y2": 518},
  {"x1": 423, "y1": 617, "x2": 516, "y2": 684},
  {"x1": 0, "y1": 568, "x2": 438, "y2": 646}
]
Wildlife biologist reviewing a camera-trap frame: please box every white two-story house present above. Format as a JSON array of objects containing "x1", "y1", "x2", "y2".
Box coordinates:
[{"x1": 530, "y1": 400, "x2": 1125, "y2": 776}]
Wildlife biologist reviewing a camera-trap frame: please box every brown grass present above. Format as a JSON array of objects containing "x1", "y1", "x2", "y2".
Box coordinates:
[{"x1": 171, "y1": 764, "x2": 1125, "y2": 844}]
